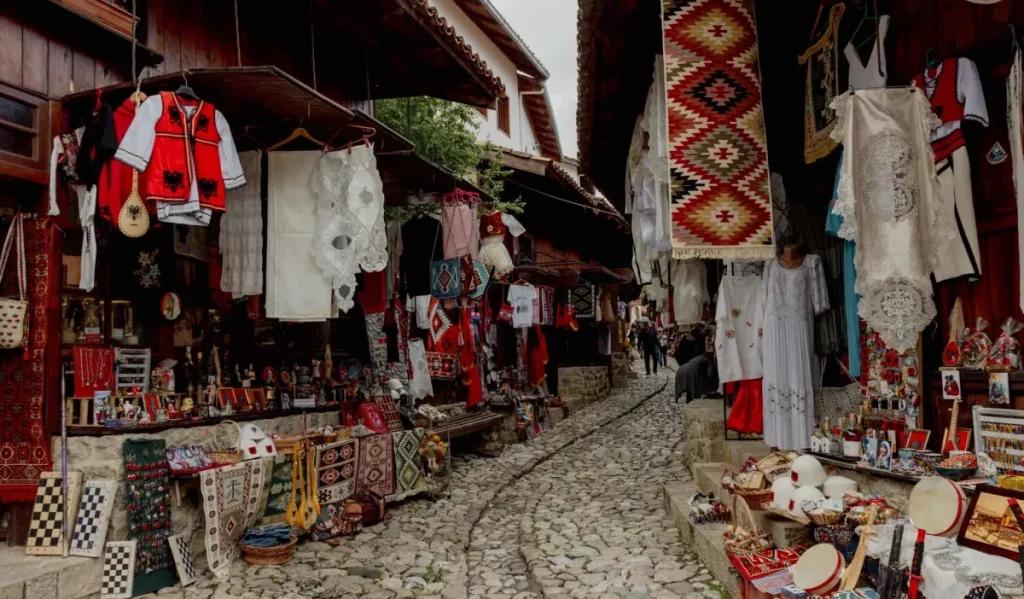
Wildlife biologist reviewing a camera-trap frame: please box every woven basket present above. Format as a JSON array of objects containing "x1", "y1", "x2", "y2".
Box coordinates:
[
  {"x1": 734, "y1": 487, "x2": 773, "y2": 511},
  {"x1": 240, "y1": 537, "x2": 297, "y2": 565},
  {"x1": 723, "y1": 495, "x2": 771, "y2": 557},
  {"x1": 807, "y1": 510, "x2": 844, "y2": 526}
]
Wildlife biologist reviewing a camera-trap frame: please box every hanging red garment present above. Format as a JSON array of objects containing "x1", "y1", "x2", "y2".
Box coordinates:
[
  {"x1": 357, "y1": 270, "x2": 388, "y2": 314},
  {"x1": 528, "y1": 325, "x2": 548, "y2": 386},
  {"x1": 97, "y1": 97, "x2": 149, "y2": 222},
  {"x1": 0, "y1": 218, "x2": 58, "y2": 501},
  {"x1": 725, "y1": 379, "x2": 763, "y2": 435},
  {"x1": 459, "y1": 307, "x2": 483, "y2": 408}
]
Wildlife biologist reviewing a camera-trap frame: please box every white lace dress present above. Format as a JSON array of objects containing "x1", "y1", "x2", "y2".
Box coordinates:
[
  {"x1": 761, "y1": 256, "x2": 829, "y2": 450},
  {"x1": 830, "y1": 88, "x2": 946, "y2": 351}
]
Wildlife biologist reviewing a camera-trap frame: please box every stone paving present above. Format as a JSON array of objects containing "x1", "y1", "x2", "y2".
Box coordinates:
[{"x1": 143, "y1": 368, "x2": 722, "y2": 599}]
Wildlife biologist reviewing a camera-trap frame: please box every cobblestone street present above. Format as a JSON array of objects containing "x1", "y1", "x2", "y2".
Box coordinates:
[{"x1": 166, "y1": 369, "x2": 721, "y2": 599}]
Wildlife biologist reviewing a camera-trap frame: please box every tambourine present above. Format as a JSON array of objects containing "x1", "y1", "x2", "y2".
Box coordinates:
[
  {"x1": 909, "y1": 476, "x2": 966, "y2": 537},
  {"x1": 792, "y1": 543, "x2": 845, "y2": 594}
]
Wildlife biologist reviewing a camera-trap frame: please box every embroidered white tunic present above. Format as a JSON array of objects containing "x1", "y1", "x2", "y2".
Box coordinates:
[{"x1": 830, "y1": 88, "x2": 946, "y2": 352}]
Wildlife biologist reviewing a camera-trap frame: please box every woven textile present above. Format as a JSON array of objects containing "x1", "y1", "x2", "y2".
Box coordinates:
[
  {"x1": 389, "y1": 429, "x2": 428, "y2": 501},
  {"x1": 0, "y1": 218, "x2": 58, "y2": 501},
  {"x1": 356, "y1": 433, "x2": 396, "y2": 498},
  {"x1": 259, "y1": 454, "x2": 293, "y2": 524},
  {"x1": 200, "y1": 460, "x2": 265, "y2": 580},
  {"x1": 663, "y1": 0, "x2": 773, "y2": 259},
  {"x1": 429, "y1": 258, "x2": 461, "y2": 299},
  {"x1": 315, "y1": 439, "x2": 357, "y2": 506},
  {"x1": 569, "y1": 284, "x2": 596, "y2": 319},
  {"x1": 122, "y1": 439, "x2": 175, "y2": 594},
  {"x1": 798, "y1": 3, "x2": 845, "y2": 164},
  {"x1": 365, "y1": 313, "x2": 388, "y2": 371}
]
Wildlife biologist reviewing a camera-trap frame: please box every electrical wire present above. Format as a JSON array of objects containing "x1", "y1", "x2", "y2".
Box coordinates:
[{"x1": 504, "y1": 178, "x2": 626, "y2": 220}]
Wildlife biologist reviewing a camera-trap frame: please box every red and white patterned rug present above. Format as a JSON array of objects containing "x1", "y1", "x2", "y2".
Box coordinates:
[{"x1": 663, "y1": 0, "x2": 774, "y2": 258}]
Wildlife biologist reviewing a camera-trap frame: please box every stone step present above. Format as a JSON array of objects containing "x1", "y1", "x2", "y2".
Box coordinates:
[
  {"x1": 0, "y1": 545, "x2": 103, "y2": 599},
  {"x1": 725, "y1": 440, "x2": 771, "y2": 469},
  {"x1": 663, "y1": 480, "x2": 741, "y2": 598},
  {"x1": 691, "y1": 461, "x2": 725, "y2": 495}
]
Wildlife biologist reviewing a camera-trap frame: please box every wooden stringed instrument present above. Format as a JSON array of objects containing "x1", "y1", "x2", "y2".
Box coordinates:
[
  {"x1": 943, "y1": 394, "x2": 962, "y2": 454},
  {"x1": 284, "y1": 449, "x2": 300, "y2": 526},
  {"x1": 839, "y1": 505, "x2": 877, "y2": 591},
  {"x1": 305, "y1": 440, "x2": 320, "y2": 523},
  {"x1": 117, "y1": 91, "x2": 150, "y2": 238}
]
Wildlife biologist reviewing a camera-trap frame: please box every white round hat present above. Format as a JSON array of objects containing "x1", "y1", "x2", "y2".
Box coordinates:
[
  {"x1": 791, "y1": 454, "x2": 827, "y2": 488},
  {"x1": 823, "y1": 475, "x2": 858, "y2": 499},
  {"x1": 770, "y1": 476, "x2": 796, "y2": 513},
  {"x1": 789, "y1": 485, "x2": 826, "y2": 518}
]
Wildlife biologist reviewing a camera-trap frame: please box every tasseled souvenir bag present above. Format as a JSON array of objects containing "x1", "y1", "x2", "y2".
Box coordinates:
[{"x1": 478, "y1": 211, "x2": 525, "y2": 279}]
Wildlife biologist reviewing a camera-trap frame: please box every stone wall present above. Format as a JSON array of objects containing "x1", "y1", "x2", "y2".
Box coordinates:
[
  {"x1": 52, "y1": 411, "x2": 338, "y2": 565},
  {"x1": 678, "y1": 399, "x2": 725, "y2": 469},
  {"x1": 609, "y1": 352, "x2": 634, "y2": 387},
  {"x1": 557, "y1": 366, "x2": 611, "y2": 412}
]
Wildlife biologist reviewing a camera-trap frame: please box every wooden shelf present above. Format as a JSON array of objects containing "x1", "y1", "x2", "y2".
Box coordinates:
[{"x1": 67, "y1": 404, "x2": 339, "y2": 437}]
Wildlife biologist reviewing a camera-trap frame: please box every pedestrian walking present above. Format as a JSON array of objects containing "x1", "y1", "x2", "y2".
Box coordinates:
[{"x1": 641, "y1": 324, "x2": 659, "y2": 375}]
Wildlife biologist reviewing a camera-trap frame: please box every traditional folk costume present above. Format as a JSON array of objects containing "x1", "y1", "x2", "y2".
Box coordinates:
[
  {"x1": 115, "y1": 91, "x2": 246, "y2": 226},
  {"x1": 913, "y1": 57, "x2": 989, "y2": 281},
  {"x1": 478, "y1": 211, "x2": 524, "y2": 279}
]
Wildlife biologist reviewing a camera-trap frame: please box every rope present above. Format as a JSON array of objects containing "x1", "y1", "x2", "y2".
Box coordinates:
[
  {"x1": 505, "y1": 178, "x2": 624, "y2": 219},
  {"x1": 309, "y1": 0, "x2": 318, "y2": 90},
  {"x1": 233, "y1": 0, "x2": 242, "y2": 67},
  {"x1": 130, "y1": 0, "x2": 137, "y2": 84}
]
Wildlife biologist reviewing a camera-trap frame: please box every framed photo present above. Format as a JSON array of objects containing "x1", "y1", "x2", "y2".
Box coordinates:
[
  {"x1": 989, "y1": 371, "x2": 1011, "y2": 405},
  {"x1": 217, "y1": 388, "x2": 234, "y2": 410},
  {"x1": 904, "y1": 428, "x2": 931, "y2": 451},
  {"x1": 877, "y1": 440, "x2": 893, "y2": 471},
  {"x1": 941, "y1": 427, "x2": 972, "y2": 452},
  {"x1": 143, "y1": 393, "x2": 162, "y2": 420},
  {"x1": 957, "y1": 484, "x2": 1024, "y2": 560},
  {"x1": 247, "y1": 388, "x2": 266, "y2": 411},
  {"x1": 231, "y1": 388, "x2": 248, "y2": 411},
  {"x1": 941, "y1": 368, "x2": 962, "y2": 401}
]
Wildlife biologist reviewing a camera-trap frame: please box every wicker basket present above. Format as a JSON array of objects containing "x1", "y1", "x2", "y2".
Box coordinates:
[
  {"x1": 806, "y1": 509, "x2": 844, "y2": 526},
  {"x1": 734, "y1": 487, "x2": 774, "y2": 511},
  {"x1": 723, "y1": 495, "x2": 771, "y2": 557},
  {"x1": 240, "y1": 537, "x2": 298, "y2": 565}
]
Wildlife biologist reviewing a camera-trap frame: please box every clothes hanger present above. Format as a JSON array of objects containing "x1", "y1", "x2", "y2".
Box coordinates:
[
  {"x1": 175, "y1": 70, "x2": 199, "y2": 100},
  {"x1": 849, "y1": 0, "x2": 878, "y2": 49},
  {"x1": 267, "y1": 121, "x2": 326, "y2": 151}
]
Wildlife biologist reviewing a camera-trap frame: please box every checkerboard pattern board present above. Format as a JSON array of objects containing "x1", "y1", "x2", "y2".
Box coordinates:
[
  {"x1": 167, "y1": 533, "x2": 199, "y2": 586},
  {"x1": 101, "y1": 540, "x2": 137, "y2": 599},
  {"x1": 25, "y1": 471, "x2": 82, "y2": 556},
  {"x1": 70, "y1": 479, "x2": 117, "y2": 557}
]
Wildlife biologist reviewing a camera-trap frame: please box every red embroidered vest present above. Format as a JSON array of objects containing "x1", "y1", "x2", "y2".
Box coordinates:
[
  {"x1": 480, "y1": 211, "x2": 506, "y2": 238},
  {"x1": 144, "y1": 92, "x2": 227, "y2": 210},
  {"x1": 913, "y1": 58, "x2": 965, "y2": 163}
]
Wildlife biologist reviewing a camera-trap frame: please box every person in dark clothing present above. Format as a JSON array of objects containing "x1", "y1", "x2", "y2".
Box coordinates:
[{"x1": 641, "y1": 325, "x2": 660, "y2": 375}]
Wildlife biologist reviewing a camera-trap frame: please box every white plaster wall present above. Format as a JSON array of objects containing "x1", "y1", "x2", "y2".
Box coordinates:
[{"x1": 429, "y1": 0, "x2": 542, "y2": 155}]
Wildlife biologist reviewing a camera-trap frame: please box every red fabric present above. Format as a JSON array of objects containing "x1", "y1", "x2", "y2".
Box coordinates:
[
  {"x1": 358, "y1": 402, "x2": 390, "y2": 433},
  {"x1": 459, "y1": 308, "x2": 483, "y2": 408},
  {"x1": 97, "y1": 98, "x2": 148, "y2": 223},
  {"x1": 479, "y1": 211, "x2": 507, "y2": 238},
  {"x1": 357, "y1": 270, "x2": 388, "y2": 314},
  {"x1": 0, "y1": 218, "x2": 58, "y2": 501},
  {"x1": 725, "y1": 378, "x2": 763, "y2": 434},
  {"x1": 72, "y1": 346, "x2": 115, "y2": 397},
  {"x1": 912, "y1": 58, "x2": 965, "y2": 162},
  {"x1": 528, "y1": 325, "x2": 548, "y2": 386},
  {"x1": 143, "y1": 92, "x2": 227, "y2": 211}
]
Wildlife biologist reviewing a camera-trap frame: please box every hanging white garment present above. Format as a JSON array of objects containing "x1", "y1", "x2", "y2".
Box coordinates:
[
  {"x1": 76, "y1": 184, "x2": 97, "y2": 292},
  {"x1": 761, "y1": 256, "x2": 829, "y2": 451},
  {"x1": 845, "y1": 15, "x2": 889, "y2": 90},
  {"x1": 714, "y1": 270, "x2": 764, "y2": 383},
  {"x1": 830, "y1": 88, "x2": 946, "y2": 351},
  {"x1": 407, "y1": 338, "x2": 433, "y2": 400},
  {"x1": 266, "y1": 151, "x2": 333, "y2": 320},
  {"x1": 671, "y1": 259, "x2": 708, "y2": 325},
  {"x1": 1010, "y1": 47, "x2": 1024, "y2": 312},
  {"x1": 220, "y1": 150, "x2": 264, "y2": 298}
]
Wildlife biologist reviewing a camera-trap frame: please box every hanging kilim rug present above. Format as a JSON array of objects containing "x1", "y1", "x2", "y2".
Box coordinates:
[
  {"x1": 314, "y1": 439, "x2": 358, "y2": 507},
  {"x1": 388, "y1": 429, "x2": 428, "y2": 502},
  {"x1": 356, "y1": 433, "x2": 396, "y2": 498},
  {"x1": 662, "y1": 0, "x2": 774, "y2": 259},
  {"x1": 258, "y1": 454, "x2": 293, "y2": 525},
  {"x1": 200, "y1": 460, "x2": 265, "y2": 580}
]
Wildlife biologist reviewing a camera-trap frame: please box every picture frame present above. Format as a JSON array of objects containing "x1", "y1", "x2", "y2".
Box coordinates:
[
  {"x1": 989, "y1": 371, "x2": 1011, "y2": 406},
  {"x1": 941, "y1": 427, "x2": 972, "y2": 452},
  {"x1": 941, "y1": 368, "x2": 962, "y2": 401},
  {"x1": 904, "y1": 428, "x2": 931, "y2": 451},
  {"x1": 957, "y1": 484, "x2": 1024, "y2": 560},
  {"x1": 247, "y1": 388, "x2": 266, "y2": 411},
  {"x1": 231, "y1": 388, "x2": 248, "y2": 411},
  {"x1": 217, "y1": 388, "x2": 234, "y2": 411},
  {"x1": 142, "y1": 393, "x2": 162, "y2": 420}
]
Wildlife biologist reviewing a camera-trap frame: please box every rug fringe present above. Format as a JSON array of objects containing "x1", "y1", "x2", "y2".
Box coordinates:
[{"x1": 672, "y1": 245, "x2": 775, "y2": 260}]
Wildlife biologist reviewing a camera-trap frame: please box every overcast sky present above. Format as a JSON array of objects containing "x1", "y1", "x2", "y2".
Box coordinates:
[{"x1": 490, "y1": 0, "x2": 579, "y2": 159}]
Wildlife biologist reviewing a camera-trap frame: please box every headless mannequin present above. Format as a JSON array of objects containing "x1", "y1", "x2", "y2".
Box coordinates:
[{"x1": 778, "y1": 242, "x2": 806, "y2": 269}]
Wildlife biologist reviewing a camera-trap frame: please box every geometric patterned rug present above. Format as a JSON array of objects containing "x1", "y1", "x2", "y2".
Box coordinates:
[
  {"x1": 199, "y1": 460, "x2": 265, "y2": 580},
  {"x1": 355, "y1": 433, "x2": 395, "y2": 499},
  {"x1": 388, "y1": 429, "x2": 428, "y2": 502},
  {"x1": 663, "y1": 0, "x2": 774, "y2": 259}
]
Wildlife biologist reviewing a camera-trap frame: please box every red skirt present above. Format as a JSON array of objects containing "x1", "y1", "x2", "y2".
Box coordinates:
[{"x1": 726, "y1": 378, "x2": 763, "y2": 435}]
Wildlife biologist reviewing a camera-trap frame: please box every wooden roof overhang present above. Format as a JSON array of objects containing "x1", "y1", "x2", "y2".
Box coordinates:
[
  {"x1": 576, "y1": 0, "x2": 662, "y2": 209},
  {"x1": 318, "y1": 0, "x2": 506, "y2": 107},
  {"x1": 62, "y1": 66, "x2": 414, "y2": 153}
]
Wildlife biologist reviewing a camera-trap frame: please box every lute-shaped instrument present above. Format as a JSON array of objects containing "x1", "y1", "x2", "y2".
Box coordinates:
[
  {"x1": 839, "y1": 505, "x2": 877, "y2": 591},
  {"x1": 284, "y1": 449, "x2": 300, "y2": 526},
  {"x1": 117, "y1": 91, "x2": 150, "y2": 238}
]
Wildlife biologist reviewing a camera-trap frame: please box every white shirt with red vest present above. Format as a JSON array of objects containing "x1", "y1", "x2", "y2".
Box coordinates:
[
  {"x1": 115, "y1": 91, "x2": 245, "y2": 226},
  {"x1": 913, "y1": 57, "x2": 989, "y2": 162}
]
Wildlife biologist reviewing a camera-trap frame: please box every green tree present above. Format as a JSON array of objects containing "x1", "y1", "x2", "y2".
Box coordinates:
[{"x1": 375, "y1": 97, "x2": 482, "y2": 178}]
